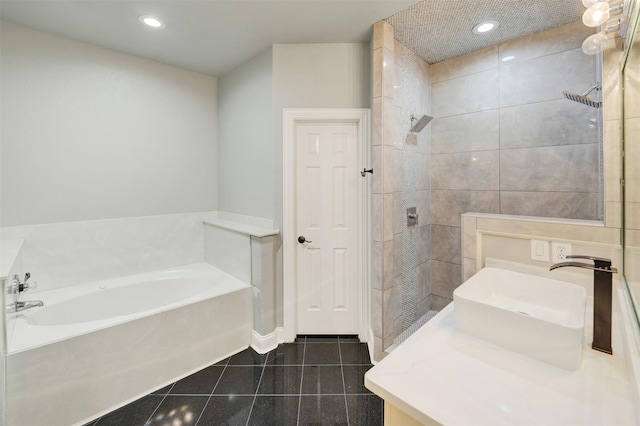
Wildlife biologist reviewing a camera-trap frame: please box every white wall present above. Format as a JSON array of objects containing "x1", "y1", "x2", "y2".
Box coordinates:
[
  {"x1": 273, "y1": 43, "x2": 371, "y2": 221},
  {"x1": 218, "y1": 48, "x2": 274, "y2": 219},
  {"x1": 217, "y1": 43, "x2": 371, "y2": 224},
  {"x1": 272, "y1": 43, "x2": 371, "y2": 326},
  {"x1": 0, "y1": 21, "x2": 218, "y2": 226}
]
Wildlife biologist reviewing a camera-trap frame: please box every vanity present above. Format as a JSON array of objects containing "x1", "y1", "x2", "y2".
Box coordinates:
[{"x1": 364, "y1": 261, "x2": 640, "y2": 425}]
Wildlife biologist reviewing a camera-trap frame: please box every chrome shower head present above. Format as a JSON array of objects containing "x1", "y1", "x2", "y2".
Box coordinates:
[
  {"x1": 410, "y1": 114, "x2": 433, "y2": 133},
  {"x1": 563, "y1": 83, "x2": 601, "y2": 108}
]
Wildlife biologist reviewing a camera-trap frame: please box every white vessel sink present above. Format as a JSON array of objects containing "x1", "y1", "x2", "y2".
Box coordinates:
[{"x1": 454, "y1": 267, "x2": 587, "y2": 370}]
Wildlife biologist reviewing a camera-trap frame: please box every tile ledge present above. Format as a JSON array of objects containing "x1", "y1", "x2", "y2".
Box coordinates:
[
  {"x1": 203, "y1": 211, "x2": 279, "y2": 238},
  {"x1": 462, "y1": 212, "x2": 605, "y2": 227}
]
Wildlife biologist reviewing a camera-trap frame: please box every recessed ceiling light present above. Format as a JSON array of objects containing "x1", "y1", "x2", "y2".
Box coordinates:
[
  {"x1": 472, "y1": 20, "x2": 498, "y2": 34},
  {"x1": 139, "y1": 15, "x2": 165, "y2": 29},
  {"x1": 501, "y1": 55, "x2": 515, "y2": 62}
]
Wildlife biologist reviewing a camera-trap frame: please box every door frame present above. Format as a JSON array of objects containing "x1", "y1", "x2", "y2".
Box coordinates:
[{"x1": 283, "y1": 108, "x2": 371, "y2": 342}]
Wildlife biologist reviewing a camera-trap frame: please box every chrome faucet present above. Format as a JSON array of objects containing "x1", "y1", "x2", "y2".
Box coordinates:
[
  {"x1": 550, "y1": 255, "x2": 617, "y2": 355},
  {"x1": 7, "y1": 300, "x2": 44, "y2": 313}
]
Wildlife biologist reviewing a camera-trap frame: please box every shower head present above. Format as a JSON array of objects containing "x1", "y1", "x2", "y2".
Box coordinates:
[
  {"x1": 563, "y1": 83, "x2": 601, "y2": 108},
  {"x1": 410, "y1": 114, "x2": 433, "y2": 133}
]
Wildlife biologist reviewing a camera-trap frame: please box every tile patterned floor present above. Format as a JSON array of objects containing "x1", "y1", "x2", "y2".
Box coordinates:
[{"x1": 85, "y1": 336, "x2": 382, "y2": 426}]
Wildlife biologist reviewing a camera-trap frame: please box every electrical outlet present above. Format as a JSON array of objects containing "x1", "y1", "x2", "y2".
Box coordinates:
[{"x1": 552, "y1": 242, "x2": 572, "y2": 263}]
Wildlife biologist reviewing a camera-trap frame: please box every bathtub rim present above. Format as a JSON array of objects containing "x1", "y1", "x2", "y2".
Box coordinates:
[{"x1": 6, "y1": 262, "x2": 251, "y2": 354}]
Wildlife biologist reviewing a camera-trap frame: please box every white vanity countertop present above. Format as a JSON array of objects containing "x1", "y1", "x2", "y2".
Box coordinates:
[
  {"x1": 0, "y1": 238, "x2": 24, "y2": 280},
  {"x1": 365, "y1": 298, "x2": 639, "y2": 425}
]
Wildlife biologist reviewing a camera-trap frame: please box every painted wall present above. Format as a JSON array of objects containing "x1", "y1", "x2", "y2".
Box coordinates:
[
  {"x1": 428, "y1": 20, "x2": 600, "y2": 305},
  {"x1": 273, "y1": 43, "x2": 371, "y2": 221},
  {"x1": 272, "y1": 43, "x2": 371, "y2": 327},
  {"x1": 0, "y1": 21, "x2": 218, "y2": 227},
  {"x1": 218, "y1": 48, "x2": 274, "y2": 219}
]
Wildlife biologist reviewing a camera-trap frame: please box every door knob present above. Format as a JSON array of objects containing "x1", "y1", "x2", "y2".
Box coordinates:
[{"x1": 298, "y1": 236, "x2": 312, "y2": 244}]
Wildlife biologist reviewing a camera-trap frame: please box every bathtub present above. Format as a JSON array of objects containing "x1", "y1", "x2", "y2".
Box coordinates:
[{"x1": 5, "y1": 263, "x2": 253, "y2": 426}]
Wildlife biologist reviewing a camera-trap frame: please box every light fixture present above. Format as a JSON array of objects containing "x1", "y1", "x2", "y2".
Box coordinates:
[
  {"x1": 582, "y1": 32, "x2": 609, "y2": 54},
  {"x1": 501, "y1": 55, "x2": 516, "y2": 62},
  {"x1": 138, "y1": 15, "x2": 165, "y2": 29},
  {"x1": 582, "y1": 1, "x2": 623, "y2": 27},
  {"x1": 472, "y1": 20, "x2": 499, "y2": 34},
  {"x1": 579, "y1": 0, "x2": 624, "y2": 55}
]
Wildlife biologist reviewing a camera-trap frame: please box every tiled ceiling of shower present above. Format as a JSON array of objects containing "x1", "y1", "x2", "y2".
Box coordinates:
[{"x1": 386, "y1": 0, "x2": 585, "y2": 64}]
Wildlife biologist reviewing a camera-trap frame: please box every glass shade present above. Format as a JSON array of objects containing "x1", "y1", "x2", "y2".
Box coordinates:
[
  {"x1": 582, "y1": 32, "x2": 609, "y2": 54},
  {"x1": 583, "y1": 2, "x2": 610, "y2": 27}
]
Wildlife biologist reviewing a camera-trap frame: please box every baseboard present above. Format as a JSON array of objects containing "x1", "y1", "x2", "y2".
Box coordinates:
[{"x1": 251, "y1": 327, "x2": 285, "y2": 354}]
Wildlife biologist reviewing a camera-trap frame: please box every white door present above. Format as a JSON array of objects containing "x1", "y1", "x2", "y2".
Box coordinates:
[{"x1": 295, "y1": 121, "x2": 359, "y2": 334}]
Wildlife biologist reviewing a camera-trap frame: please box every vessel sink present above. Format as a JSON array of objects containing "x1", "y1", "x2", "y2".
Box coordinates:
[{"x1": 453, "y1": 267, "x2": 587, "y2": 370}]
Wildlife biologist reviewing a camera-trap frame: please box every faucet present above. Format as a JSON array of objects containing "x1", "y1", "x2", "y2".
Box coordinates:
[
  {"x1": 7, "y1": 300, "x2": 44, "y2": 313},
  {"x1": 550, "y1": 255, "x2": 617, "y2": 355}
]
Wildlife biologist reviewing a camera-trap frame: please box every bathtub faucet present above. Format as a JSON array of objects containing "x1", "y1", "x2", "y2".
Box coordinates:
[
  {"x1": 6, "y1": 300, "x2": 44, "y2": 314},
  {"x1": 550, "y1": 255, "x2": 617, "y2": 355}
]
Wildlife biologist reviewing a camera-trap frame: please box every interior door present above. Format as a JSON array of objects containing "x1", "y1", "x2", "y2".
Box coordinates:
[{"x1": 295, "y1": 121, "x2": 359, "y2": 334}]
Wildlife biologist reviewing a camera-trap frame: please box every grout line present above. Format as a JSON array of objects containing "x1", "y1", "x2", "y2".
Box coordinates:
[
  {"x1": 194, "y1": 358, "x2": 229, "y2": 426},
  {"x1": 296, "y1": 337, "x2": 307, "y2": 426},
  {"x1": 338, "y1": 339, "x2": 350, "y2": 426},
  {"x1": 142, "y1": 390, "x2": 171, "y2": 426},
  {"x1": 245, "y1": 352, "x2": 268, "y2": 426}
]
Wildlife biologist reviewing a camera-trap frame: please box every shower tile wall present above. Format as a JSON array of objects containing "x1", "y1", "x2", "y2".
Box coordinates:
[
  {"x1": 429, "y1": 20, "x2": 600, "y2": 305},
  {"x1": 372, "y1": 21, "x2": 431, "y2": 358},
  {"x1": 394, "y1": 40, "x2": 431, "y2": 333},
  {"x1": 371, "y1": 21, "x2": 396, "y2": 361}
]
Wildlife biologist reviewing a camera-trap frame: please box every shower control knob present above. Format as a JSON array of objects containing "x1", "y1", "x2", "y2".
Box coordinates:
[{"x1": 298, "y1": 236, "x2": 312, "y2": 244}]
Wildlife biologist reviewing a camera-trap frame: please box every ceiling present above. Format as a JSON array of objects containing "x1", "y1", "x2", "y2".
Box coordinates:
[
  {"x1": 387, "y1": 0, "x2": 585, "y2": 64},
  {"x1": 0, "y1": 0, "x2": 586, "y2": 77}
]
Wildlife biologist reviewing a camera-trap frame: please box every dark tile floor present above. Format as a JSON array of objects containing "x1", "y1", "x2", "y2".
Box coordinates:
[{"x1": 85, "y1": 336, "x2": 382, "y2": 426}]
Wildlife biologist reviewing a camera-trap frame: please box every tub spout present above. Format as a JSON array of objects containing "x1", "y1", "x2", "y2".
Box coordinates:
[
  {"x1": 550, "y1": 255, "x2": 617, "y2": 355},
  {"x1": 6, "y1": 300, "x2": 44, "y2": 314}
]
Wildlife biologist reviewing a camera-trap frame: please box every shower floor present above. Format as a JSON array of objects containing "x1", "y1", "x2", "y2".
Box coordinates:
[{"x1": 391, "y1": 310, "x2": 440, "y2": 350}]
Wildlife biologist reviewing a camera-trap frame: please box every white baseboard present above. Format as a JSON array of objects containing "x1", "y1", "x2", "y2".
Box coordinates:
[{"x1": 251, "y1": 327, "x2": 285, "y2": 354}]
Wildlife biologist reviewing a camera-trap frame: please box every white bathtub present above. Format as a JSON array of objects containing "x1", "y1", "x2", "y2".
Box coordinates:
[{"x1": 5, "y1": 263, "x2": 253, "y2": 426}]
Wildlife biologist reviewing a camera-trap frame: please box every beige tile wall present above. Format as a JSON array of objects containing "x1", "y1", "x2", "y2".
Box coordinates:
[
  {"x1": 432, "y1": 21, "x2": 605, "y2": 306},
  {"x1": 462, "y1": 34, "x2": 624, "y2": 281},
  {"x1": 372, "y1": 21, "x2": 397, "y2": 361},
  {"x1": 372, "y1": 21, "x2": 432, "y2": 360}
]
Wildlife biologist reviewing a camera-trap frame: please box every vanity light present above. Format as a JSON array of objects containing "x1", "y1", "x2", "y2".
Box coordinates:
[
  {"x1": 581, "y1": 18, "x2": 620, "y2": 55},
  {"x1": 580, "y1": 0, "x2": 624, "y2": 55},
  {"x1": 138, "y1": 15, "x2": 165, "y2": 29},
  {"x1": 583, "y1": 1, "x2": 623, "y2": 27},
  {"x1": 472, "y1": 20, "x2": 499, "y2": 34},
  {"x1": 582, "y1": 32, "x2": 610, "y2": 54}
]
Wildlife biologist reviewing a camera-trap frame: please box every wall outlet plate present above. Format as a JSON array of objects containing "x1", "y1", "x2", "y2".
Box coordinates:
[
  {"x1": 531, "y1": 240, "x2": 550, "y2": 262},
  {"x1": 552, "y1": 242, "x2": 572, "y2": 263}
]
